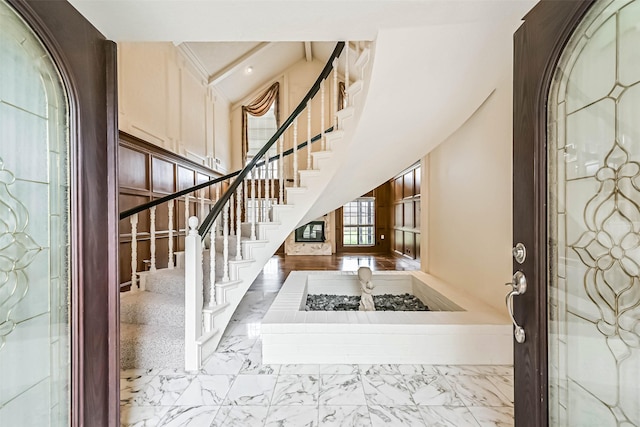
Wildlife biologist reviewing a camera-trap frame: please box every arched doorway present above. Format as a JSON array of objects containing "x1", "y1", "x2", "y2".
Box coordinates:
[
  {"x1": 0, "y1": 1, "x2": 118, "y2": 425},
  {"x1": 513, "y1": 0, "x2": 640, "y2": 425}
]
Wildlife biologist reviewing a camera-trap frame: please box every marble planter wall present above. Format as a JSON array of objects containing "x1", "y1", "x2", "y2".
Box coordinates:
[
  {"x1": 0, "y1": 1, "x2": 70, "y2": 425},
  {"x1": 262, "y1": 271, "x2": 511, "y2": 365}
]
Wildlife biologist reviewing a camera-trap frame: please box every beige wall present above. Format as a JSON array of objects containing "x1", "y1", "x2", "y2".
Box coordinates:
[
  {"x1": 117, "y1": 42, "x2": 232, "y2": 173},
  {"x1": 421, "y1": 65, "x2": 513, "y2": 314}
]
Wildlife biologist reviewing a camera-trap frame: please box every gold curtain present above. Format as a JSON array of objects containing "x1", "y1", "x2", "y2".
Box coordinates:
[{"x1": 242, "y1": 82, "x2": 280, "y2": 160}]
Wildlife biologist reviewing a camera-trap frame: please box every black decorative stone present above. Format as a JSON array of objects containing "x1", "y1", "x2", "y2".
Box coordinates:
[{"x1": 305, "y1": 293, "x2": 429, "y2": 311}]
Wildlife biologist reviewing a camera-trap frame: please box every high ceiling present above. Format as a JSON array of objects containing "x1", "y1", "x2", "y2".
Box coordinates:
[{"x1": 68, "y1": 0, "x2": 538, "y2": 103}]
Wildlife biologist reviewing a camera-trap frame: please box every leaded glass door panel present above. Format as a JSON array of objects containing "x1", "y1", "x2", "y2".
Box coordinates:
[{"x1": 547, "y1": 1, "x2": 640, "y2": 425}]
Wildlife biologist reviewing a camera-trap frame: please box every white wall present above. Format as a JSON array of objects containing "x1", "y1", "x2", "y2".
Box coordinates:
[
  {"x1": 117, "y1": 42, "x2": 232, "y2": 173},
  {"x1": 422, "y1": 62, "x2": 513, "y2": 315}
]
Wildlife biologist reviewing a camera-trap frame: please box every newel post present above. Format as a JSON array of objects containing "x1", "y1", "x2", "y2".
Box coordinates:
[{"x1": 184, "y1": 216, "x2": 203, "y2": 372}]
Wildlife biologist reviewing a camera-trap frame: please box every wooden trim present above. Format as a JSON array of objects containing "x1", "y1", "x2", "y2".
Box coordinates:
[
  {"x1": 5, "y1": 1, "x2": 120, "y2": 425},
  {"x1": 512, "y1": 1, "x2": 595, "y2": 425},
  {"x1": 120, "y1": 131, "x2": 220, "y2": 177},
  {"x1": 105, "y1": 40, "x2": 120, "y2": 427}
]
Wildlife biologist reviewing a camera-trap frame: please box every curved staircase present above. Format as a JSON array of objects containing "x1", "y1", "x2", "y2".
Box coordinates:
[{"x1": 120, "y1": 43, "x2": 373, "y2": 370}]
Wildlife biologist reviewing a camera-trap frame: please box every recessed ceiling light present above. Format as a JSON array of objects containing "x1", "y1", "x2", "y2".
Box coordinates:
[{"x1": 245, "y1": 66, "x2": 253, "y2": 75}]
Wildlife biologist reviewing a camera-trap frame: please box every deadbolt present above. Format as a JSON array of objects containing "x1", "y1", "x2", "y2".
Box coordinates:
[{"x1": 512, "y1": 242, "x2": 526, "y2": 264}]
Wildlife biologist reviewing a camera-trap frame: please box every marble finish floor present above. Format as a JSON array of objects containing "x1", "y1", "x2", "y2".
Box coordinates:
[{"x1": 121, "y1": 255, "x2": 513, "y2": 426}]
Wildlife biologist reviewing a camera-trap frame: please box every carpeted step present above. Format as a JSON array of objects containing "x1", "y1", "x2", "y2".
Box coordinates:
[
  {"x1": 120, "y1": 322, "x2": 184, "y2": 370},
  {"x1": 143, "y1": 268, "x2": 186, "y2": 296},
  {"x1": 120, "y1": 291, "x2": 184, "y2": 328}
]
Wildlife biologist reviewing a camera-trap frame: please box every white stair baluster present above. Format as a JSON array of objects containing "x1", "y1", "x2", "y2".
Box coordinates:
[
  {"x1": 130, "y1": 213, "x2": 138, "y2": 291},
  {"x1": 199, "y1": 188, "x2": 205, "y2": 221},
  {"x1": 250, "y1": 171, "x2": 257, "y2": 240},
  {"x1": 307, "y1": 100, "x2": 312, "y2": 169},
  {"x1": 215, "y1": 184, "x2": 221, "y2": 237},
  {"x1": 321, "y1": 79, "x2": 326, "y2": 150},
  {"x1": 150, "y1": 206, "x2": 156, "y2": 272},
  {"x1": 333, "y1": 57, "x2": 338, "y2": 129},
  {"x1": 168, "y1": 199, "x2": 174, "y2": 269},
  {"x1": 236, "y1": 185, "x2": 242, "y2": 260},
  {"x1": 222, "y1": 200, "x2": 230, "y2": 282},
  {"x1": 243, "y1": 178, "x2": 248, "y2": 218},
  {"x1": 293, "y1": 118, "x2": 298, "y2": 187},
  {"x1": 269, "y1": 161, "x2": 275, "y2": 208},
  {"x1": 257, "y1": 166, "x2": 262, "y2": 222},
  {"x1": 279, "y1": 136, "x2": 284, "y2": 205},
  {"x1": 184, "y1": 194, "x2": 190, "y2": 235},
  {"x1": 229, "y1": 193, "x2": 235, "y2": 236},
  {"x1": 209, "y1": 222, "x2": 216, "y2": 307},
  {"x1": 265, "y1": 157, "x2": 270, "y2": 221},
  {"x1": 345, "y1": 42, "x2": 350, "y2": 105}
]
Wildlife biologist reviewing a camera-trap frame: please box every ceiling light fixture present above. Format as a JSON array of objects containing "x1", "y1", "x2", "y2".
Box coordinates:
[{"x1": 245, "y1": 66, "x2": 253, "y2": 75}]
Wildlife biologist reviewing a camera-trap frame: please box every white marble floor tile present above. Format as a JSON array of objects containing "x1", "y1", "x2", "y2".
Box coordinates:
[
  {"x1": 319, "y1": 406, "x2": 371, "y2": 427},
  {"x1": 368, "y1": 405, "x2": 426, "y2": 427},
  {"x1": 265, "y1": 405, "x2": 319, "y2": 427},
  {"x1": 225, "y1": 322, "x2": 262, "y2": 338},
  {"x1": 359, "y1": 364, "x2": 400, "y2": 375},
  {"x1": 174, "y1": 375, "x2": 233, "y2": 406},
  {"x1": 211, "y1": 405, "x2": 269, "y2": 427},
  {"x1": 405, "y1": 374, "x2": 464, "y2": 406},
  {"x1": 128, "y1": 375, "x2": 193, "y2": 406},
  {"x1": 216, "y1": 335, "x2": 257, "y2": 355},
  {"x1": 120, "y1": 405, "x2": 170, "y2": 427},
  {"x1": 201, "y1": 351, "x2": 247, "y2": 375},
  {"x1": 120, "y1": 375, "x2": 156, "y2": 406},
  {"x1": 362, "y1": 375, "x2": 415, "y2": 406},
  {"x1": 436, "y1": 365, "x2": 513, "y2": 377},
  {"x1": 121, "y1": 368, "x2": 159, "y2": 379},
  {"x1": 240, "y1": 349, "x2": 281, "y2": 375},
  {"x1": 319, "y1": 374, "x2": 366, "y2": 406},
  {"x1": 158, "y1": 406, "x2": 220, "y2": 426},
  {"x1": 418, "y1": 406, "x2": 480, "y2": 427},
  {"x1": 224, "y1": 374, "x2": 277, "y2": 405},
  {"x1": 280, "y1": 364, "x2": 320, "y2": 375},
  {"x1": 446, "y1": 376, "x2": 512, "y2": 407},
  {"x1": 320, "y1": 364, "x2": 359, "y2": 375},
  {"x1": 271, "y1": 374, "x2": 320, "y2": 405},
  {"x1": 397, "y1": 364, "x2": 439, "y2": 376},
  {"x1": 468, "y1": 406, "x2": 514, "y2": 427},
  {"x1": 486, "y1": 375, "x2": 514, "y2": 403}
]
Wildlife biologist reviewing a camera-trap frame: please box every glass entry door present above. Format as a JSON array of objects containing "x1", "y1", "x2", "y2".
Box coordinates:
[
  {"x1": 0, "y1": 1, "x2": 70, "y2": 424},
  {"x1": 547, "y1": 0, "x2": 640, "y2": 425}
]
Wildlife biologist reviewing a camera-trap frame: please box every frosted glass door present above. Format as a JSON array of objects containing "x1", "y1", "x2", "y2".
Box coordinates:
[
  {"x1": 0, "y1": 1, "x2": 70, "y2": 425},
  {"x1": 547, "y1": 0, "x2": 640, "y2": 425}
]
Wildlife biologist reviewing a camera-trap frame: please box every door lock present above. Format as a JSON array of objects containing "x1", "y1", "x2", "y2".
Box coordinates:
[
  {"x1": 505, "y1": 271, "x2": 527, "y2": 343},
  {"x1": 512, "y1": 242, "x2": 526, "y2": 264}
]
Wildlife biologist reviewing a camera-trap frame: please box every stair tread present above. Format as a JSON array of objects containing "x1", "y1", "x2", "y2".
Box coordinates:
[{"x1": 121, "y1": 291, "x2": 184, "y2": 327}]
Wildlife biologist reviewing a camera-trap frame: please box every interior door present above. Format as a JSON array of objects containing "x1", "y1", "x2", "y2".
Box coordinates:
[
  {"x1": 0, "y1": 1, "x2": 118, "y2": 426},
  {"x1": 513, "y1": 0, "x2": 640, "y2": 426}
]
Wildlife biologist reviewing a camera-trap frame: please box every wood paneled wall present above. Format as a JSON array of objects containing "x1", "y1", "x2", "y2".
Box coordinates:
[
  {"x1": 334, "y1": 182, "x2": 392, "y2": 253},
  {"x1": 391, "y1": 163, "x2": 421, "y2": 259},
  {"x1": 118, "y1": 132, "x2": 223, "y2": 285}
]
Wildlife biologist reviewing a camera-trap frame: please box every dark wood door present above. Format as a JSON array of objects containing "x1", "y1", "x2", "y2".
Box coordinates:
[
  {"x1": 6, "y1": 1, "x2": 119, "y2": 425},
  {"x1": 512, "y1": 1, "x2": 594, "y2": 426}
]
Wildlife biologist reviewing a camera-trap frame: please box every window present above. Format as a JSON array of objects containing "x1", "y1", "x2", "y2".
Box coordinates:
[
  {"x1": 343, "y1": 197, "x2": 375, "y2": 246},
  {"x1": 246, "y1": 103, "x2": 279, "y2": 178}
]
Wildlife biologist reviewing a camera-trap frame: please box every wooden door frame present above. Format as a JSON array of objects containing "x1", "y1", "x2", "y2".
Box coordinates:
[
  {"x1": 5, "y1": 1, "x2": 120, "y2": 425},
  {"x1": 512, "y1": 1, "x2": 595, "y2": 425}
]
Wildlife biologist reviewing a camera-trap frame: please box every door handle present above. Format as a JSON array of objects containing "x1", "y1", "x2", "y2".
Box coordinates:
[{"x1": 505, "y1": 271, "x2": 526, "y2": 343}]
